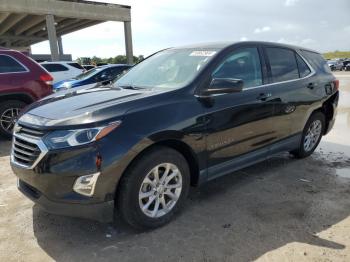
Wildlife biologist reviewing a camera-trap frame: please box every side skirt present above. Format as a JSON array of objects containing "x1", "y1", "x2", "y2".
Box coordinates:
[{"x1": 198, "y1": 133, "x2": 302, "y2": 184}]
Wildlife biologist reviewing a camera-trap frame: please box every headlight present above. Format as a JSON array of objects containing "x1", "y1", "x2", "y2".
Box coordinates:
[{"x1": 44, "y1": 121, "x2": 121, "y2": 149}]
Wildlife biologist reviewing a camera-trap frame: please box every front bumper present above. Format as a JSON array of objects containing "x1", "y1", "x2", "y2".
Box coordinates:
[
  {"x1": 18, "y1": 179, "x2": 114, "y2": 222},
  {"x1": 11, "y1": 139, "x2": 120, "y2": 223}
]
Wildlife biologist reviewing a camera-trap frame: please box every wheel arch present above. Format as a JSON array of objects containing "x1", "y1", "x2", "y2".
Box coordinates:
[
  {"x1": 0, "y1": 93, "x2": 34, "y2": 105},
  {"x1": 114, "y1": 138, "x2": 201, "y2": 202}
]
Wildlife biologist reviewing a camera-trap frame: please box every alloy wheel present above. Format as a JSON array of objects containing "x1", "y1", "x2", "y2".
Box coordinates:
[
  {"x1": 0, "y1": 108, "x2": 20, "y2": 134},
  {"x1": 139, "y1": 163, "x2": 183, "y2": 218},
  {"x1": 303, "y1": 119, "x2": 322, "y2": 152}
]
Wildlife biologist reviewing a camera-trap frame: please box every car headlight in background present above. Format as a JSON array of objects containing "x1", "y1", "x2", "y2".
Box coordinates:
[{"x1": 43, "y1": 121, "x2": 121, "y2": 149}]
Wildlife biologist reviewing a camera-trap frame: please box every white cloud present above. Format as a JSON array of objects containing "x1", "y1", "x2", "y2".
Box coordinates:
[
  {"x1": 254, "y1": 26, "x2": 271, "y2": 34},
  {"x1": 240, "y1": 36, "x2": 248, "y2": 41},
  {"x1": 285, "y1": 0, "x2": 299, "y2": 6}
]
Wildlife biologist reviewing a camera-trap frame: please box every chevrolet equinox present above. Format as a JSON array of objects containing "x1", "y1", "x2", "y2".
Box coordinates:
[{"x1": 11, "y1": 42, "x2": 339, "y2": 229}]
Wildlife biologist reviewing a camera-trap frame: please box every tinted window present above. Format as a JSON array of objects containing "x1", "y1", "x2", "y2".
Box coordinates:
[
  {"x1": 296, "y1": 54, "x2": 311, "y2": 78},
  {"x1": 110, "y1": 67, "x2": 127, "y2": 77},
  {"x1": 213, "y1": 47, "x2": 262, "y2": 88},
  {"x1": 0, "y1": 55, "x2": 27, "y2": 73},
  {"x1": 41, "y1": 63, "x2": 68, "y2": 72},
  {"x1": 96, "y1": 68, "x2": 112, "y2": 81},
  {"x1": 301, "y1": 50, "x2": 332, "y2": 74},
  {"x1": 266, "y1": 47, "x2": 299, "y2": 82},
  {"x1": 68, "y1": 63, "x2": 84, "y2": 70}
]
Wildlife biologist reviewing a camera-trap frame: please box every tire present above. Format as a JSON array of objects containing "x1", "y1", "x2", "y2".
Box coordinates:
[
  {"x1": 291, "y1": 112, "x2": 325, "y2": 159},
  {"x1": 117, "y1": 146, "x2": 190, "y2": 230},
  {"x1": 0, "y1": 100, "x2": 26, "y2": 139}
]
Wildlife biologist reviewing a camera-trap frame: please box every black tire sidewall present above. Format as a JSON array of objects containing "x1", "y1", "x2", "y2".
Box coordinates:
[
  {"x1": 118, "y1": 146, "x2": 190, "y2": 229},
  {"x1": 0, "y1": 100, "x2": 26, "y2": 138}
]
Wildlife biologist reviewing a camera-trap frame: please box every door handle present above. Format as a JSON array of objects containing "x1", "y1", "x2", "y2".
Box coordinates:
[
  {"x1": 307, "y1": 83, "x2": 315, "y2": 89},
  {"x1": 257, "y1": 93, "x2": 272, "y2": 101}
]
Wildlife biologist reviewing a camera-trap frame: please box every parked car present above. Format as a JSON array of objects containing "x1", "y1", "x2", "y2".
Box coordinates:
[
  {"x1": 82, "y1": 64, "x2": 95, "y2": 71},
  {"x1": 53, "y1": 64, "x2": 132, "y2": 91},
  {"x1": 11, "y1": 41, "x2": 338, "y2": 229},
  {"x1": 342, "y1": 60, "x2": 350, "y2": 71},
  {"x1": 40, "y1": 61, "x2": 84, "y2": 84},
  {"x1": 327, "y1": 60, "x2": 343, "y2": 71},
  {"x1": 0, "y1": 48, "x2": 53, "y2": 138}
]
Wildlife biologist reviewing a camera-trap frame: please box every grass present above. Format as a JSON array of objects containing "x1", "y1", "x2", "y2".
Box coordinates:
[{"x1": 323, "y1": 51, "x2": 350, "y2": 60}]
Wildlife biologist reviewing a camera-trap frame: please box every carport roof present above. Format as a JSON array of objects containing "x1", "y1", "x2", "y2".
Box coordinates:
[{"x1": 0, "y1": 0, "x2": 131, "y2": 48}]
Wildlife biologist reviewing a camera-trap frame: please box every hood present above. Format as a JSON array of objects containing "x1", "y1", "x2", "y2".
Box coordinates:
[{"x1": 19, "y1": 85, "x2": 164, "y2": 128}]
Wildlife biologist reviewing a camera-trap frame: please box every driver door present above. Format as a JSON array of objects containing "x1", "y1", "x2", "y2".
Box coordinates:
[{"x1": 203, "y1": 46, "x2": 278, "y2": 179}]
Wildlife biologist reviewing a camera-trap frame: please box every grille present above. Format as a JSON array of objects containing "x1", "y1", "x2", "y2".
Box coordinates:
[
  {"x1": 11, "y1": 124, "x2": 47, "y2": 168},
  {"x1": 12, "y1": 137, "x2": 41, "y2": 166},
  {"x1": 17, "y1": 126, "x2": 46, "y2": 138}
]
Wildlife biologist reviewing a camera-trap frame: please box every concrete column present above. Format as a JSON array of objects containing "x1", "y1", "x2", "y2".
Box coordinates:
[
  {"x1": 45, "y1": 14, "x2": 59, "y2": 61},
  {"x1": 58, "y1": 36, "x2": 64, "y2": 59},
  {"x1": 124, "y1": 21, "x2": 133, "y2": 64}
]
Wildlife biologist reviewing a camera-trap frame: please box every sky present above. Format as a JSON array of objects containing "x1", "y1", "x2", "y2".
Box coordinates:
[{"x1": 31, "y1": 0, "x2": 350, "y2": 59}]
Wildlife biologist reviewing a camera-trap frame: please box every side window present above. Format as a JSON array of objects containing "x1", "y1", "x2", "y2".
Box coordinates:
[
  {"x1": 266, "y1": 47, "x2": 299, "y2": 82},
  {"x1": 41, "y1": 64, "x2": 69, "y2": 72},
  {"x1": 68, "y1": 63, "x2": 84, "y2": 70},
  {"x1": 0, "y1": 55, "x2": 27, "y2": 73},
  {"x1": 96, "y1": 69, "x2": 112, "y2": 81},
  {"x1": 301, "y1": 50, "x2": 331, "y2": 74},
  {"x1": 296, "y1": 54, "x2": 311, "y2": 78},
  {"x1": 110, "y1": 67, "x2": 124, "y2": 77},
  {"x1": 212, "y1": 47, "x2": 262, "y2": 89}
]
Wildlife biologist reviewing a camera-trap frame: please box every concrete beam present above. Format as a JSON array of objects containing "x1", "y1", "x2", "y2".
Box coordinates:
[
  {"x1": 25, "y1": 17, "x2": 65, "y2": 36},
  {"x1": 58, "y1": 36, "x2": 63, "y2": 58},
  {"x1": 0, "y1": 12, "x2": 10, "y2": 24},
  {"x1": 57, "y1": 20, "x2": 103, "y2": 36},
  {"x1": 0, "y1": 0, "x2": 131, "y2": 22},
  {"x1": 45, "y1": 14, "x2": 59, "y2": 61},
  {"x1": 0, "y1": 13, "x2": 26, "y2": 35},
  {"x1": 124, "y1": 21, "x2": 134, "y2": 64},
  {"x1": 0, "y1": 33, "x2": 45, "y2": 42},
  {"x1": 14, "y1": 15, "x2": 45, "y2": 35}
]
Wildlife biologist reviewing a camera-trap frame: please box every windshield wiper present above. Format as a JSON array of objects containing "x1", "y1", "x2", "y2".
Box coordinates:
[{"x1": 118, "y1": 85, "x2": 146, "y2": 90}]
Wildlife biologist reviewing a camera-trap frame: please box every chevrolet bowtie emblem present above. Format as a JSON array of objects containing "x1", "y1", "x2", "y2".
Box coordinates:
[{"x1": 13, "y1": 124, "x2": 22, "y2": 133}]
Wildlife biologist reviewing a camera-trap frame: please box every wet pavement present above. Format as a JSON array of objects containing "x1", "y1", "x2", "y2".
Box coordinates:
[{"x1": 0, "y1": 72, "x2": 350, "y2": 262}]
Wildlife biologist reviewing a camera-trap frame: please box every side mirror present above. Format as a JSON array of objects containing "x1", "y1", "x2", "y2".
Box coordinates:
[{"x1": 200, "y1": 78, "x2": 244, "y2": 96}]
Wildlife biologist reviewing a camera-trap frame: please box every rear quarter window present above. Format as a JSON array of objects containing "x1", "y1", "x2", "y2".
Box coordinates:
[
  {"x1": 41, "y1": 63, "x2": 68, "y2": 72},
  {"x1": 301, "y1": 50, "x2": 332, "y2": 74},
  {"x1": 0, "y1": 55, "x2": 27, "y2": 73}
]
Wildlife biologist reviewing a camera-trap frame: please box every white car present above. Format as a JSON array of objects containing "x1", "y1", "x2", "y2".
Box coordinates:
[{"x1": 40, "y1": 61, "x2": 84, "y2": 84}]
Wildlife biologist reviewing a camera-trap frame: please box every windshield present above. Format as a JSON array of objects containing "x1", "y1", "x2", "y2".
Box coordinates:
[
  {"x1": 115, "y1": 48, "x2": 218, "y2": 89},
  {"x1": 74, "y1": 67, "x2": 104, "y2": 80}
]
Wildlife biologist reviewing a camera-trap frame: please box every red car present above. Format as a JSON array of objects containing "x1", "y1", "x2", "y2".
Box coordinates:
[{"x1": 0, "y1": 48, "x2": 53, "y2": 138}]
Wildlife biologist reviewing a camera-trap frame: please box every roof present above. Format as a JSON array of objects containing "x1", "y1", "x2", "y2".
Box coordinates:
[
  {"x1": 171, "y1": 41, "x2": 319, "y2": 53},
  {"x1": 0, "y1": 0, "x2": 131, "y2": 48}
]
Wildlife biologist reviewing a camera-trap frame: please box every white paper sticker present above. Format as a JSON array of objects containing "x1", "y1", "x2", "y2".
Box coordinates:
[{"x1": 189, "y1": 51, "x2": 217, "y2": 57}]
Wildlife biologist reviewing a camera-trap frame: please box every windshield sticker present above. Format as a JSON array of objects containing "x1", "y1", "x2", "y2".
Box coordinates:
[{"x1": 189, "y1": 51, "x2": 217, "y2": 57}]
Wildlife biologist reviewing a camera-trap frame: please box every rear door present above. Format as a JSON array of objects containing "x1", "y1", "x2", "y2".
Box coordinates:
[
  {"x1": 262, "y1": 45, "x2": 315, "y2": 147},
  {"x1": 0, "y1": 54, "x2": 29, "y2": 93},
  {"x1": 203, "y1": 45, "x2": 277, "y2": 179}
]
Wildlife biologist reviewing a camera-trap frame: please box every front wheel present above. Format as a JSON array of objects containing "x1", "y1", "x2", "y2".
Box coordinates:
[
  {"x1": 291, "y1": 112, "x2": 325, "y2": 158},
  {"x1": 117, "y1": 146, "x2": 190, "y2": 230}
]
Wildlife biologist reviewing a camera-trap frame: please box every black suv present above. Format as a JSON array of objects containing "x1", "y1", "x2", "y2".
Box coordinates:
[{"x1": 11, "y1": 42, "x2": 339, "y2": 229}]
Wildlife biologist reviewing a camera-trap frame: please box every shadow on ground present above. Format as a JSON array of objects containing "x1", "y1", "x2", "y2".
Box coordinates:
[
  {"x1": 0, "y1": 137, "x2": 11, "y2": 157},
  {"x1": 31, "y1": 141, "x2": 350, "y2": 262}
]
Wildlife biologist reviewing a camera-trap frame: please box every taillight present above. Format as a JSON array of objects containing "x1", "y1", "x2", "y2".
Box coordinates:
[
  {"x1": 40, "y1": 73, "x2": 53, "y2": 86},
  {"x1": 334, "y1": 79, "x2": 339, "y2": 91}
]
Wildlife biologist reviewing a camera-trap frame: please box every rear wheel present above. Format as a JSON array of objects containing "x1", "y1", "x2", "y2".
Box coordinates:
[
  {"x1": 291, "y1": 112, "x2": 325, "y2": 158},
  {"x1": 0, "y1": 100, "x2": 26, "y2": 138},
  {"x1": 117, "y1": 146, "x2": 190, "y2": 230}
]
